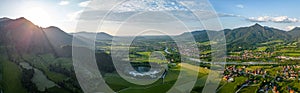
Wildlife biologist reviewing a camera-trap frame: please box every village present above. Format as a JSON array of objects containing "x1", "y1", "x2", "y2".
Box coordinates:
[{"x1": 222, "y1": 65, "x2": 300, "y2": 93}]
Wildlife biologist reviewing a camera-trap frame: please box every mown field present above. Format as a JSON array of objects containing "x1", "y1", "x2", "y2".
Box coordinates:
[
  {"x1": 101, "y1": 63, "x2": 210, "y2": 93},
  {"x1": 130, "y1": 51, "x2": 168, "y2": 63},
  {"x1": 238, "y1": 86, "x2": 260, "y2": 93},
  {"x1": 22, "y1": 54, "x2": 70, "y2": 83},
  {"x1": 21, "y1": 54, "x2": 74, "y2": 93}
]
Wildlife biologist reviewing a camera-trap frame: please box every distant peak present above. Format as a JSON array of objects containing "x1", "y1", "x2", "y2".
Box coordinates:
[
  {"x1": 97, "y1": 32, "x2": 109, "y2": 34},
  {"x1": 46, "y1": 26, "x2": 60, "y2": 29},
  {"x1": 14, "y1": 17, "x2": 34, "y2": 24},
  {"x1": 44, "y1": 26, "x2": 64, "y2": 32},
  {"x1": 254, "y1": 23, "x2": 262, "y2": 26},
  {"x1": 0, "y1": 17, "x2": 11, "y2": 20},
  {"x1": 16, "y1": 17, "x2": 27, "y2": 21},
  {"x1": 0, "y1": 17, "x2": 11, "y2": 22},
  {"x1": 251, "y1": 23, "x2": 263, "y2": 28},
  {"x1": 97, "y1": 32, "x2": 112, "y2": 36}
]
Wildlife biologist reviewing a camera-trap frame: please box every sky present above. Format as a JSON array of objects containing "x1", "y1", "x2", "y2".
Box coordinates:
[{"x1": 0, "y1": 0, "x2": 300, "y2": 35}]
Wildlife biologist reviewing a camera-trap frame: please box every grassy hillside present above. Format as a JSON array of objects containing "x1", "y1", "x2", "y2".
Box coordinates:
[{"x1": 0, "y1": 55, "x2": 27, "y2": 93}]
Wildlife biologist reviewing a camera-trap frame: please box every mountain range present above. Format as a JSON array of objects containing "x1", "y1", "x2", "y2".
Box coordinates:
[
  {"x1": 187, "y1": 23, "x2": 300, "y2": 50},
  {"x1": 0, "y1": 17, "x2": 72, "y2": 57},
  {"x1": 1, "y1": 17, "x2": 300, "y2": 55}
]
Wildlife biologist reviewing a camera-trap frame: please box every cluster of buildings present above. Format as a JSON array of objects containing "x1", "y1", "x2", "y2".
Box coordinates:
[
  {"x1": 222, "y1": 66, "x2": 243, "y2": 82},
  {"x1": 222, "y1": 65, "x2": 300, "y2": 93},
  {"x1": 280, "y1": 65, "x2": 300, "y2": 80},
  {"x1": 176, "y1": 45, "x2": 199, "y2": 57},
  {"x1": 222, "y1": 65, "x2": 268, "y2": 82},
  {"x1": 227, "y1": 50, "x2": 274, "y2": 60}
]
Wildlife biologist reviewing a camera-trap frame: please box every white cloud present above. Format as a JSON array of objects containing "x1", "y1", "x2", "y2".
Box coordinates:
[
  {"x1": 79, "y1": 1, "x2": 91, "y2": 7},
  {"x1": 59, "y1": 1, "x2": 69, "y2": 5},
  {"x1": 114, "y1": 0, "x2": 189, "y2": 12},
  {"x1": 80, "y1": 0, "x2": 208, "y2": 12},
  {"x1": 271, "y1": 16, "x2": 298, "y2": 23},
  {"x1": 71, "y1": 0, "x2": 223, "y2": 34},
  {"x1": 73, "y1": 0, "x2": 219, "y2": 21},
  {"x1": 236, "y1": 4, "x2": 244, "y2": 8},
  {"x1": 247, "y1": 16, "x2": 298, "y2": 23},
  {"x1": 248, "y1": 16, "x2": 270, "y2": 22},
  {"x1": 218, "y1": 13, "x2": 242, "y2": 17}
]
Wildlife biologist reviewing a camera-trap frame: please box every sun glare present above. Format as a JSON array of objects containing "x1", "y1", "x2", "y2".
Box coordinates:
[{"x1": 22, "y1": 7, "x2": 53, "y2": 27}]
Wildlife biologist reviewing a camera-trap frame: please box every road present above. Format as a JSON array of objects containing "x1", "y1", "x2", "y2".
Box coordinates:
[
  {"x1": 164, "y1": 47, "x2": 279, "y2": 65},
  {"x1": 186, "y1": 57, "x2": 279, "y2": 65}
]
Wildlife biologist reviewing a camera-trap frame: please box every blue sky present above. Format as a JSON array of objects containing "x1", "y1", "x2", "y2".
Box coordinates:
[
  {"x1": 211, "y1": 0, "x2": 299, "y2": 17},
  {"x1": 210, "y1": 0, "x2": 300, "y2": 30},
  {"x1": 0, "y1": 0, "x2": 300, "y2": 35}
]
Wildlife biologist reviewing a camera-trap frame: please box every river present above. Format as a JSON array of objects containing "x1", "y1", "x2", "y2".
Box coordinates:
[{"x1": 164, "y1": 47, "x2": 171, "y2": 54}]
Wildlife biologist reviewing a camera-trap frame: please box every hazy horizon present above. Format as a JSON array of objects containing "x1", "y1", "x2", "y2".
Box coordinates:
[{"x1": 1, "y1": 0, "x2": 300, "y2": 35}]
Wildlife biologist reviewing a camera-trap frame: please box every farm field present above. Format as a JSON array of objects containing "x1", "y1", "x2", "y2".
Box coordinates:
[{"x1": 1, "y1": 55, "x2": 27, "y2": 93}]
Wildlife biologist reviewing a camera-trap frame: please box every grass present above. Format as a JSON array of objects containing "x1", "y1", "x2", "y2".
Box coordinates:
[
  {"x1": 274, "y1": 48, "x2": 300, "y2": 57},
  {"x1": 130, "y1": 51, "x2": 168, "y2": 63},
  {"x1": 120, "y1": 83, "x2": 174, "y2": 93},
  {"x1": 22, "y1": 54, "x2": 68, "y2": 83},
  {"x1": 21, "y1": 54, "x2": 75, "y2": 92},
  {"x1": 131, "y1": 58, "x2": 168, "y2": 63},
  {"x1": 200, "y1": 50, "x2": 212, "y2": 55},
  {"x1": 198, "y1": 41, "x2": 217, "y2": 46},
  {"x1": 217, "y1": 77, "x2": 248, "y2": 93},
  {"x1": 32, "y1": 68, "x2": 56, "y2": 91},
  {"x1": 261, "y1": 40, "x2": 283, "y2": 45},
  {"x1": 179, "y1": 63, "x2": 210, "y2": 74},
  {"x1": 104, "y1": 63, "x2": 210, "y2": 93},
  {"x1": 245, "y1": 66, "x2": 263, "y2": 71},
  {"x1": 137, "y1": 52, "x2": 152, "y2": 57},
  {"x1": 228, "y1": 52, "x2": 241, "y2": 56},
  {"x1": 256, "y1": 46, "x2": 267, "y2": 51},
  {"x1": 278, "y1": 81, "x2": 300, "y2": 92},
  {"x1": 265, "y1": 66, "x2": 281, "y2": 76},
  {"x1": 1, "y1": 56, "x2": 27, "y2": 93},
  {"x1": 289, "y1": 81, "x2": 300, "y2": 92},
  {"x1": 46, "y1": 86, "x2": 71, "y2": 93},
  {"x1": 285, "y1": 52, "x2": 300, "y2": 57},
  {"x1": 238, "y1": 86, "x2": 259, "y2": 93},
  {"x1": 104, "y1": 69, "x2": 180, "y2": 92},
  {"x1": 276, "y1": 48, "x2": 300, "y2": 53}
]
